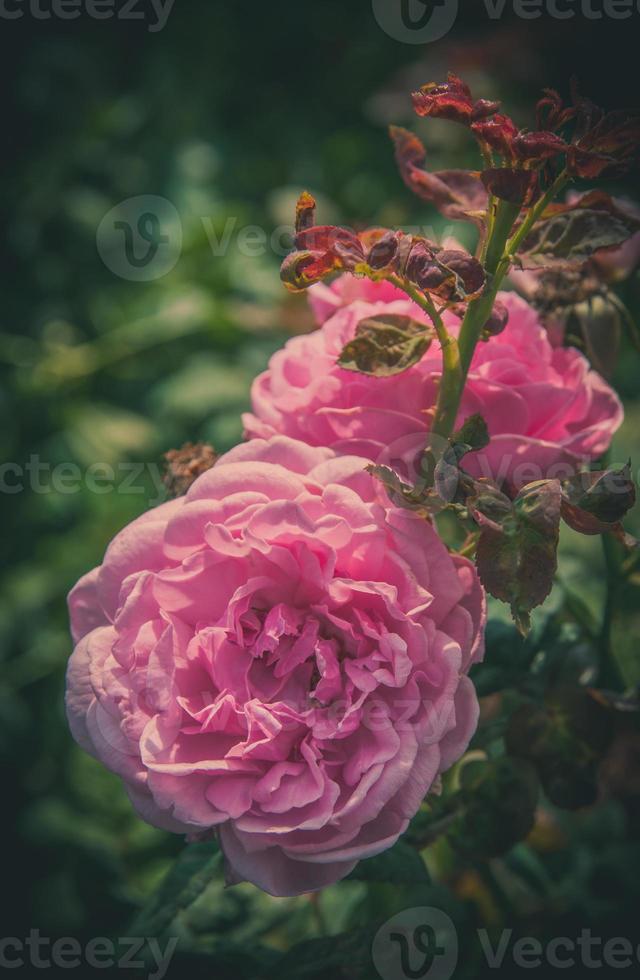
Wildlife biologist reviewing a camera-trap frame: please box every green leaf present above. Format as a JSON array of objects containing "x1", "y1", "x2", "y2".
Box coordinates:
[
  {"x1": 520, "y1": 192, "x2": 640, "y2": 268},
  {"x1": 337, "y1": 314, "x2": 433, "y2": 376},
  {"x1": 347, "y1": 840, "x2": 430, "y2": 884},
  {"x1": 130, "y1": 841, "x2": 222, "y2": 938},
  {"x1": 475, "y1": 480, "x2": 562, "y2": 634}
]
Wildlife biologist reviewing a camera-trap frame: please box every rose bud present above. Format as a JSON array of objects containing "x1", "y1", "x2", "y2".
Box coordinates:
[
  {"x1": 366, "y1": 231, "x2": 400, "y2": 270},
  {"x1": 481, "y1": 300, "x2": 510, "y2": 337},
  {"x1": 438, "y1": 250, "x2": 486, "y2": 297},
  {"x1": 405, "y1": 243, "x2": 449, "y2": 291}
]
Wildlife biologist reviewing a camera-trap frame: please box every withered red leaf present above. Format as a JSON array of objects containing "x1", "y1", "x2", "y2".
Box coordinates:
[
  {"x1": 412, "y1": 74, "x2": 500, "y2": 127},
  {"x1": 412, "y1": 73, "x2": 476, "y2": 125},
  {"x1": 569, "y1": 109, "x2": 640, "y2": 178},
  {"x1": 295, "y1": 225, "x2": 362, "y2": 254},
  {"x1": 390, "y1": 126, "x2": 487, "y2": 223}
]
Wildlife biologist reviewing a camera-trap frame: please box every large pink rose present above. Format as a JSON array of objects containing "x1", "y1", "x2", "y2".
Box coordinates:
[
  {"x1": 244, "y1": 280, "x2": 623, "y2": 489},
  {"x1": 66, "y1": 436, "x2": 485, "y2": 897}
]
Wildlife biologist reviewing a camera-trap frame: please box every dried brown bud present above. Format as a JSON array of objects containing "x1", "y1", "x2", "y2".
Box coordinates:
[{"x1": 163, "y1": 442, "x2": 217, "y2": 497}]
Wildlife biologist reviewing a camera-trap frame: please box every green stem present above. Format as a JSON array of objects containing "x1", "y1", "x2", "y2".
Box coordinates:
[
  {"x1": 458, "y1": 173, "x2": 569, "y2": 379},
  {"x1": 506, "y1": 172, "x2": 568, "y2": 256},
  {"x1": 457, "y1": 201, "x2": 521, "y2": 376},
  {"x1": 484, "y1": 199, "x2": 521, "y2": 273},
  {"x1": 390, "y1": 275, "x2": 463, "y2": 440}
]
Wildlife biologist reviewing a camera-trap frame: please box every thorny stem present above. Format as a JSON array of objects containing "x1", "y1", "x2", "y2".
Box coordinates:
[{"x1": 389, "y1": 275, "x2": 463, "y2": 440}]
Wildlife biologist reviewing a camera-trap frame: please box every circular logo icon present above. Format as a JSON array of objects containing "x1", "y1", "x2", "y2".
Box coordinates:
[
  {"x1": 372, "y1": 907, "x2": 458, "y2": 980},
  {"x1": 97, "y1": 195, "x2": 182, "y2": 281},
  {"x1": 372, "y1": 0, "x2": 459, "y2": 44}
]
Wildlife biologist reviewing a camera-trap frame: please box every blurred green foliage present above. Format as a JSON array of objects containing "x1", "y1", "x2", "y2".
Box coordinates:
[{"x1": 2, "y1": 2, "x2": 640, "y2": 977}]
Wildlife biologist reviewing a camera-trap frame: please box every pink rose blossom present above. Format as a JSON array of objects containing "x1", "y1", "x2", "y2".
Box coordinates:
[
  {"x1": 66, "y1": 436, "x2": 485, "y2": 897},
  {"x1": 244, "y1": 280, "x2": 623, "y2": 490}
]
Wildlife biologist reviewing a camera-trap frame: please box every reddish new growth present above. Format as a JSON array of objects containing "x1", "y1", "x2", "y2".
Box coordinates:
[
  {"x1": 412, "y1": 74, "x2": 500, "y2": 126},
  {"x1": 280, "y1": 72, "x2": 639, "y2": 397},
  {"x1": 408, "y1": 73, "x2": 640, "y2": 204},
  {"x1": 281, "y1": 195, "x2": 485, "y2": 304}
]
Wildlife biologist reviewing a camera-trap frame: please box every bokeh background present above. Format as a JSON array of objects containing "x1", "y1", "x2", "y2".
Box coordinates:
[{"x1": 2, "y1": 1, "x2": 640, "y2": 977}]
